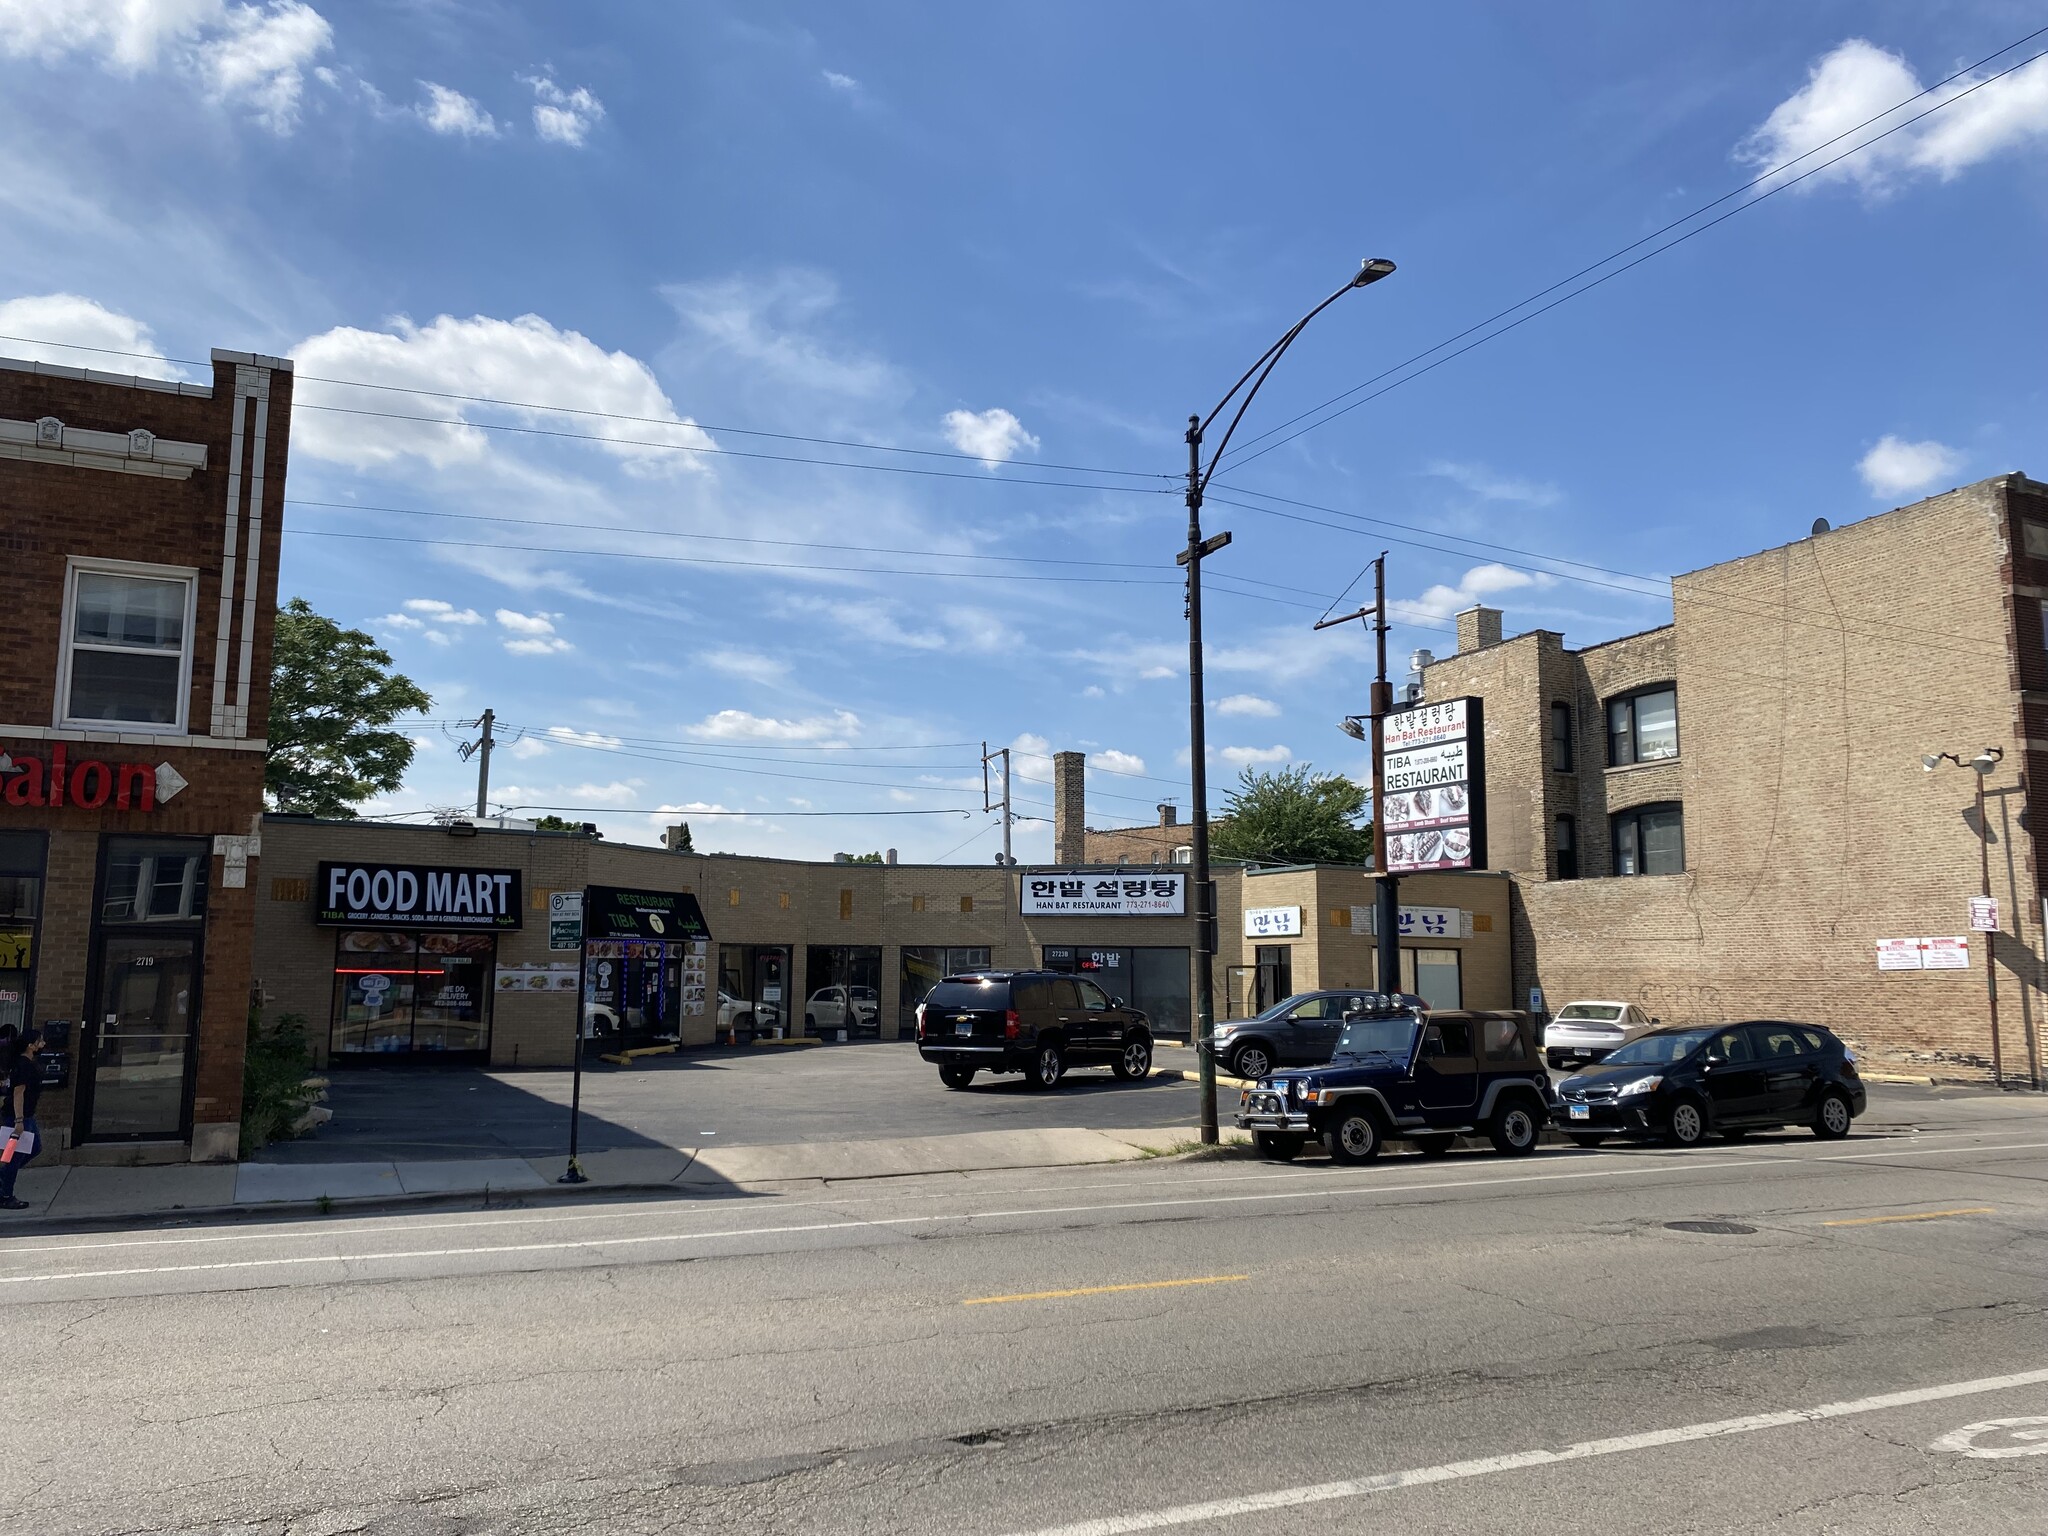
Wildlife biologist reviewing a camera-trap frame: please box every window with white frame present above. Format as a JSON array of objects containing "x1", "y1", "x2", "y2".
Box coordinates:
[{"x1": 60, "y1": 563, "x2": 196, "y2": 730}]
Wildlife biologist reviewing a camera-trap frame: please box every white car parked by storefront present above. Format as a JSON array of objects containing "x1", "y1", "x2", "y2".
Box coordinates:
[
  {"x1": 1542, "y1": 1000, "x2": 1656, "y2": 1071},
  {"x1": 806, "y1": 984, "x2": 881, "y2": 1037}
]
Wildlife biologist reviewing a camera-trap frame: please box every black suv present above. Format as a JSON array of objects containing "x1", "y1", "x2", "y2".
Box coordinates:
[
  {"x1": 1236, "y1": 1005, "x2": 1553, "y2": 1163},
  {"x1": 916, "y1": 970, "x2": 1155, "y2": 1089},
  {"x1": 1208, "y1": 990, "x2": 1429, "y2": 1081},
  {"x1": 1552, "y1": 1020, "x2": 1866, "y2": 1147}
]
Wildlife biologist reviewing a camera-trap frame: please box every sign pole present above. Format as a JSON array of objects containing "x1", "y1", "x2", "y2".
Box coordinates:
[
  {"x1": 1978, "y1": 773, "x2": 2004, "y2": 1090},
  {"x1": 559, "y1": 883, "x2": 590, "y2": 1184}
]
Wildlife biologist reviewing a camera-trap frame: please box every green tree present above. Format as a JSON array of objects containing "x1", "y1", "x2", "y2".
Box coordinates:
[
  {"x1": 836, "y1": 850, "x2": 885, "y2": 864},
  {"x1": 267, "y1": 598, "x2": 431, "y2": 818},
  {"x1": 668, "y1": 821, "x2": 696, "y2": 853},
  {"x1": 1211, "y1": 764, "x2": 1373, "y2": 866},
  {"x1": 534, "y1": 815, "x2": 601, "y2": 838}
]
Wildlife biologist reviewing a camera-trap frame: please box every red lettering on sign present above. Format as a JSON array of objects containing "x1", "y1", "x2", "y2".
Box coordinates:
[
  {"x1": 47, "y1": 743, "x2": 66, "y2": 808},
  {"x1": 3, "y1": 759, "x2": 42, "y2": 806},
  {"x1": 71, "y1": 760, "x2": 112, "y2": 810},
  {"x1": 115, "y1": 762, "x2": 154, "y2": 812}
]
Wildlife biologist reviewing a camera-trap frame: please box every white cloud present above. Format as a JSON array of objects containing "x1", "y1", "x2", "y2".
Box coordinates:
[
  {"x1": 1081, "y1": 685, "x2": 1106, "y2": 700},
  {"x1": 417, "y1": 81, "x2": 498, "y2": 137},
  {"x1": 495, "y1": 609, "x2": 571, "y2": 655},
  {"x1": 780, "y1": 595, "x2": 946, "y2": 651},
  {"x1": 0, "y1": 293, "x2": 183, "y2": 378},
  {"x1": 1221, "y1": 744, "x2": 1293, "y2": 766},
  {"x1": 1216, "y1": 694, "x2": 1280, "y2": 718},
  {"x1": 703, "y1": 648, "x2": 791, "y2": 686},
  {"x1": 687, "y1": 709, "x2": 862, "y2": 743},
  {"x1": 1093, "y1": 750, "x2": 1146, "y2": 775},
  {"x1": 943, "y1": 407, "x2": 1040, "y2": 467},
  {"x1": 1140, "y1": 665, "x2": 1177, "y2": 681},
  {"x1": 1858, "y1": 434, "x2": 1962, "y2": 499},
  {"x1": 662, "y1": 271, "x2": 902, "y2": 401},
  {"x1": 1395, "y1": 562, "x2": 1553, "y2": 624},
  {"x1": 525, "y1": 73, "x2": 604, "y2": 146},
  {"x1": 545, "y1": 726, "x2": 623, "y2": 750},
  {"x1": 1738, "y1": 38, "x2": 2048, "y2": 195},
  {"x1": 1011, "y1": 732, "x2": 1052, "y2": 760},
  {"x1": 291, "y1": 312, "x2": 714, "y2": 473},
  {"x1": 1424, "y1": 460, "x2": 1560, "y2": 507},
  {"x1": 508, "y1": 736, "x2": 549, "y2": 760},
  {"x1": 375, "y1": 612, "x2": 423, "y2": 630},
  {"x1": 0, "y1": 0, "x2": 334, "y2": 133},
  {"x1": 822, "y1": 70, "x2": 859, "y2": 93},
  {"x1": 404, "y1": 598, "x2": 484, "y2": 624}
]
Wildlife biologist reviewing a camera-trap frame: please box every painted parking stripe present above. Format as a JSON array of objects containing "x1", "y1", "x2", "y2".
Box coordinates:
[
  {"x1": 965, "y1": 1275, "x2": 1247, "y2": 1306},
  {"x1": 1823, "y1": 1207, "x2": 1996, "y2": 1227},
  {"x1": 993, "y1": 1366, "x2": 2048, "y2": 1536}
]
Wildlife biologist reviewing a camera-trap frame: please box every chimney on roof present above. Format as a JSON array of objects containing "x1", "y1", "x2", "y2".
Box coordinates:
[
  {"x1": 1054, "y1": 750, "x2": 1086, "y2": 864},
  {"x1": 1456, "y1": 605, "x2": 1503, "y2": 654},
  {"x1": 1158, "y1": 802, "x2": 1178, "y2": 828}
]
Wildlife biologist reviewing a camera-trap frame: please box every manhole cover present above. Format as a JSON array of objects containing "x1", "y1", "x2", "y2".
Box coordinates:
[{"x1": 1666, "y1": 1220, "x2": 1757, "y2": 1235}]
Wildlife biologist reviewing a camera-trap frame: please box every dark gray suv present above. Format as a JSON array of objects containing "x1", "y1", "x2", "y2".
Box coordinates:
[
  {"x1": 915, "y1": 970, "x2": 1155, "y2": 1090},
  {"x1": 1210, "y1": 990, "x2": 1427, "y2": 1081}
]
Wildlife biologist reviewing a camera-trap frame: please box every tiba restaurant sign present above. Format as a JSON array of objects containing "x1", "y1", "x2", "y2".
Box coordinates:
[{"x1": 0, "y1": 745, "x2": 187, "y2": 811}]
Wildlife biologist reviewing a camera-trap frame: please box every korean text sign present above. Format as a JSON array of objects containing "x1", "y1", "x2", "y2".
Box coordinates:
[
  {"x1": 1021, "y1": 873, "x2": 1186, "y2": 916},
  {"x1": 1381, "y1": 696, "x2": 1487, "y2": 873}
]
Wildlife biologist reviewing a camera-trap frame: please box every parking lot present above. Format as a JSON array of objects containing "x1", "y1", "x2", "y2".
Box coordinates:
[{"x1": 258, "y1": 1038, "x2": 1213, "y2": 1162}]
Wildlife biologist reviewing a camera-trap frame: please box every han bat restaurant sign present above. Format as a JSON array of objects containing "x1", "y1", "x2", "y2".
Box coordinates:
[
  {"x1": 1381, "y1": 698, "x2": 1488, "y2": 874},
  {"x1": 316, "y1": 861, "x2": 525, "y2": 930}
]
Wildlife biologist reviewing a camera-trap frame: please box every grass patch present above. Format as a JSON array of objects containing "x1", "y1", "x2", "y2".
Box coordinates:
[{"x1": 1135, "y1": 1137, "x2": 1258, "y2": 1161}]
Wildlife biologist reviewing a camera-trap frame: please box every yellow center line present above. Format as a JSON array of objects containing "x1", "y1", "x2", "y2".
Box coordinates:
[
  {"x1": 963, "y1": 1274, "x2": 1250, "y2": 1306},
  {"x1": 1821, "y1": 1206, "x2": 1996, "y2": 1227}
]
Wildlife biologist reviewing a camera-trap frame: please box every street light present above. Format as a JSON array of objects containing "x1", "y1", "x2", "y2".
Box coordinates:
[
  {"x1": 1921, "y1": 746, "x2": 2026, "y2": 1089},
  {"x1": 1339, "y1": 717, "x2": 1369, "y2": 741},
  {"x1": 1180, "y1": 258, "x2": 1398, "y2": 1144}
]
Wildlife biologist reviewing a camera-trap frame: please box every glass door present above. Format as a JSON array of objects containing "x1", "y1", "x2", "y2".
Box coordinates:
[{"x1": 83, "y1": 933, "x2": 198, "y2": 1139}]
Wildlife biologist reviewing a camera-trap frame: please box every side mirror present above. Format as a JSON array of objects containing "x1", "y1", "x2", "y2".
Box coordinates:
[
  {"x1": 1651, "y1": 1016, "x2": 1661, "y2": 1025},
  {"x1": 1111, "y1": 996, "x2": 1125, "y2": 1008}
]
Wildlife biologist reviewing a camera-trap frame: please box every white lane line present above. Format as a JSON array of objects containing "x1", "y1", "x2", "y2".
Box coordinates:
[
  {"x1": 0, "y1": 1123, "x2": 2022, "y2": 1260},
  {"x1": 994, "y1": 1366, "x2": 2048, "y2": 1536},
  {"x1": 9, "y1": 1132, "x2": 2047, "y2": 1281}
]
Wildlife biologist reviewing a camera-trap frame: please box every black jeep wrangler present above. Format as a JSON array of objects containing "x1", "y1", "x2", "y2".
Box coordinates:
[
  {"x1": 916, "y1": 970, "x2": 1155, "y2": 1089},
  {"x1": 1235, "y1": 1004, "x2": 1552, "y2": 1163}
]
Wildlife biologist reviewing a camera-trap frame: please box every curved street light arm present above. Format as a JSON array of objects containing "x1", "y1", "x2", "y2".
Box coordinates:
[{"x1": 1195, "y1": 276, "x2": 1361, "y2": 495}]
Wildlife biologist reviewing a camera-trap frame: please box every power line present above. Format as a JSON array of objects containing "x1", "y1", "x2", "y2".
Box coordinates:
[
  {"x1": 1215, "y1": 27, "x2": 2048, "y2": 472},
  {"x1": 0, "y1": 334, "x2": 1168, "y2": 483},
  {"x1": 501, "y1": 803, "x2": 970, "y2": 819}
]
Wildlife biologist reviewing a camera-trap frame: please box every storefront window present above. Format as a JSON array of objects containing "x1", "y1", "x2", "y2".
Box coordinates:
[
  {"x1": 1043, "y1": 945, "x2": 1191, "y2": 1040},
  {"x1": 101, "y1": 839, "x2": 207, "y2": 923},
  {"x1": 719, "y1": 944, "x2": 792, "y2": 1039},
  {"x1": 899, "y1": 946, "x2": 992, "y2": 1037},
  {"x1": 0, "y1": 833, "x2": 46, "y2": 1038},
  {"x1": 584, "y1": 941, "x2": 682, "y2": 1054},
  {"x1": 1400, "y1": 948, "x2": 1463, "y2": 1011},
  {"x1": 331, "y1": 931, "x2": 495, "y2": 1056},
  {"x1": 804, "y1": 946, "x2": 883, "y2": 1036}
]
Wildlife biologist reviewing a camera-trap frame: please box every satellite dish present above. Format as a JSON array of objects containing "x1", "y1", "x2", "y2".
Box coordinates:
[{"x1": 1811, "y1": 517, "x2": 1832, "y2": 536}]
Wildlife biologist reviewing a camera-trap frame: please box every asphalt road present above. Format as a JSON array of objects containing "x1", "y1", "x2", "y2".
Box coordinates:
[
  {"x1": 8, "y1": 1090, "x2": 2048, "y2": 1534},
  {"x1": 257, "y1": 1040, "x2": 1212, "y2": 1162}
]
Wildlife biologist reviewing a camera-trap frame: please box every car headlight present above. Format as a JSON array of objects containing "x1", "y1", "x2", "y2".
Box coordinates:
[{"x1": 1617, "y1": 1075, "x2": 1662, "y2": 1097}]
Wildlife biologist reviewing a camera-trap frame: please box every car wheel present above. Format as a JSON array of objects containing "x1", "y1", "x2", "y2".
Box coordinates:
[
  {"x1": 1567, "y1": 1133, "x2": 1608, "y2": 1149},
  {"x1": 1230, "y1": 1042, "x2": 1273, "y2": 1081},
  {"x1": 735, "y1": 1012, "x2": 754, "y2": 1034},
  {"x1": 1664, "y1": 1097, "x2": 1707, "y2": 1147},
  {"x1": 1413, "y1": 1134, "x2": 1454, "y2": 1159},
  {"x1": 1028, "y1": 1039, "x2": 1066, "y2": 1090},
  {"x1": 1323, "y1": 1108, "x2": 1383, "y2": 1166},
  {"x1": 1112, "y1": 1036, "x2": 1153, "y2": 1081},
  {"x1": 1254, "y1": 1132, "x2": 1304, "y2": 1162},
  {"x1": 1813, "y1": 1089, "x2": 1853, "y2": 1140},
  {"x1": 939, "y1": 1066, "x2": 976, "y2": 1090},
  {"x1": 1488, "y1": 1099, "x2": 1541, "y2": 1156}
]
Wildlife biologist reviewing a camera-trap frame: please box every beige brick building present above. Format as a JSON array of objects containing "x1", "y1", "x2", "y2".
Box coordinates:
[{"x1": 1419, "y1": 472, "x2": 2048, "y2": 1084}]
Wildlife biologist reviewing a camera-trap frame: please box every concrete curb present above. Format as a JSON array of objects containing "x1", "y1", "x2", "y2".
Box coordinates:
[
  {"x1": 0, "y1": 1181, "x2": 701, "y2": 1235},
  {"x1": 1860, "y1": 1071, "x2": 1938, "y2": 1086}
]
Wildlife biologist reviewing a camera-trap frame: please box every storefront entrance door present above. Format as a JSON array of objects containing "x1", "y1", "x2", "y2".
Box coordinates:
[{"x1": 80, "y1": 933, "x2": 198, "y2": 1140}]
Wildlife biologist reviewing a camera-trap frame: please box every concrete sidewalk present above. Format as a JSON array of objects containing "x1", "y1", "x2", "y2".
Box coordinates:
[{"x1": 0, "y1": 1124, "x2": 1219, "y2": 1229}]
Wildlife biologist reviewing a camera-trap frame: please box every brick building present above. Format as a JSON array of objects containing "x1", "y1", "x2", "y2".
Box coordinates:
[
  {"x1": 251, "y1": 814, "x2": 1511, "y2": 1070},
  {"x1": 0, "y1": 349, "x2": 293, "y2": 1162},
  {"x1": 1419, "y1": 472, "x2": 2048, "y2": 1084}
]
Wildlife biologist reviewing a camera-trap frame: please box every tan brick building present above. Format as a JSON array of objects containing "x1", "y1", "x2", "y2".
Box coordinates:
[
  {"x1": 253, "y1": 816, "x2": 1512, "y2": 1070},
  {"x1": 0, "y1": 349, "x2": 293, "y2": 1163},
  {"x1": 1420, "y1": 473, "x2": 2048, "y2": 1084}
]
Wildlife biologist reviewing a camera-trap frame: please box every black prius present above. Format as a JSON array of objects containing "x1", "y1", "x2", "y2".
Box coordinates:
[{"x1": 1552, "y1": 1021, "x2": 1867, "y2": 1148}]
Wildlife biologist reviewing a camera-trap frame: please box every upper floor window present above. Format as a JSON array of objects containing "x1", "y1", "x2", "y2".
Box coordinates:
[
  {"x1": 2023, "y1": 519, "x2": 2048, "y2": 559},
  {"x1": 59, "y1": 561, "x2": 196, "y2": 731},
  {"x1": 1607, "y1": 686, "x2": 1678, "y2": 766},
  {"x1": 1555, "y1": 814, "x2": 1579, "y2": 881},
  {"x1": 1612, "y1": 802, "x2": 1684, "y2": 876},
  {"x1": 1550, "y1": 702, "x2": 1574, "y2": 773}
]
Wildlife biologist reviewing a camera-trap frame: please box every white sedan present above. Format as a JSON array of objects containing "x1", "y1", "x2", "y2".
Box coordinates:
[{"x1": 1542, "y1": 1000, "x2": 1656, "y2": 1070}]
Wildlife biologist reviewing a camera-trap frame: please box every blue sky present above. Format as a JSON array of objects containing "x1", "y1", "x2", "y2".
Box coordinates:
[{"x1": 3, "y1": 2, "x2": 2045, "y2": 859}]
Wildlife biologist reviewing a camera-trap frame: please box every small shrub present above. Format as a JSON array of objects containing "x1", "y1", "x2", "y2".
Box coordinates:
[{"x1": 241, "y1": 1009, "x2": 319, "y2": 1158}]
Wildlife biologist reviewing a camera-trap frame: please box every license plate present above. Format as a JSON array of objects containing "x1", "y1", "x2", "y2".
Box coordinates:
[
  {"x1": 955, "y1": 1020, "x2": 974, "y2": 1037},
  {"x1": 1570, "y1": 1104, "x2": 1589, "y2": 1120}
]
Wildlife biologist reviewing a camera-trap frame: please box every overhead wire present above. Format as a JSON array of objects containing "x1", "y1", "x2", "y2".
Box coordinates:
[{"x1": 1214, "y1": 30, "x2": 2048, "y2": 473}]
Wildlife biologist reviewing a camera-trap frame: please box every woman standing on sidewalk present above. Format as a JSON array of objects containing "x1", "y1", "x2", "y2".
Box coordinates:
[{"x1": 0, "y1": 1026, "x2": 46, "y2": 1210}]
